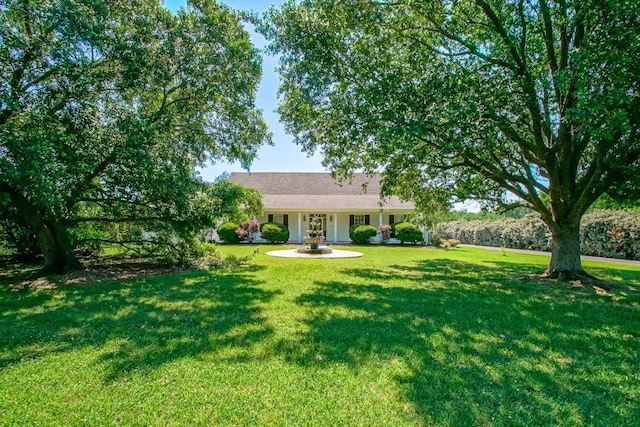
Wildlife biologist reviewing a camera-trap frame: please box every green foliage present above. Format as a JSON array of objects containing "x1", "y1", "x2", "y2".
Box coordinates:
[
  {"x1": 0, "y1": 0, "x2": 270, "y2": 272},
  {"x1": 390, "y1": 221, "x2": 416, "y2": 239},
  {"x1": 394, "y1": 222, "x2": 423, "y2": 244},
  {"x1": 349, "y1": 224, "x2": 377, "y2": 244},
  {"x1": 262, "y1": 0, "x2": 640, "y2": 275},
  {"x1": 195, "y1": 248, "x2": 254, "y2": 270},
  {"x1": 217, "y1": 222, "x2": 240, "y2": 244},
  {"x1": 211, "y1": 178, "x2": 264, "y2": 222},
  {"x1": 260, "y1": 222, "x2": 289, "y2": 243},
  {"x1": 447, "y1": 209, "x2": 533, "y2": 222},
  {"x1": 0, "y1": 205, "x2": 39, "y2": 260},
  {"x1": 429, "y1": 236, "x2": 442, "y2": 248},
  {"x1": 390, "y1": 222, "x2": 402, "y2": 237},
  {"x1": 590, "y1": 194, "x2": 640, "y2": 212}
]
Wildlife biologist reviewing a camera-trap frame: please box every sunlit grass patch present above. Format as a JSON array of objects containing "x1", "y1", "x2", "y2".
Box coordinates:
[{"x1": 1, "y1": 246, "x2": 638, "y2": 425}]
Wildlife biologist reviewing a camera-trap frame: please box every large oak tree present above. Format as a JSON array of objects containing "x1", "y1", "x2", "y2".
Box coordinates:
[
  {"x1": 1, "y1": 0, "x2": 270, "y2": 272},
  {"x1": 263, "y1": 0, "x2": 640, "y2": 279}
]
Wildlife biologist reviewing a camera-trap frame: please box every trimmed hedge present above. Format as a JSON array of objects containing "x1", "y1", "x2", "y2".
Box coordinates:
[
  {"x1": 581, "y1": 210, "x2": 640, "y2": 259},
  {"x1": 216, "y1": 221, "x2": 240, "y2": 243},
  {"x1": 390, "y1": 221, "x2": 401, "y2": 237},
  {"x1": 349, "y1": 224, "x2": 377, "y2": 244},
  {"x1": 260, "y1": 222, "x2": 290, "y2": 243},
  {"x1": 394, "y1": 222, "x2": 423, "y2": 244},
  {"x1": 434, "y1": 215, "x2": 550, "y2": 250},
  {"x1": 432, "y1": 210, "x2": 640, "y2": 260}
]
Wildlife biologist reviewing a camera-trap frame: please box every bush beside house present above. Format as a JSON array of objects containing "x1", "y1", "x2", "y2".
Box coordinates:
[
  {"x1": 433, "y1": 210, "x2": 640, "y2": 260},
  {"x1": 349, "y1": 224, "x2": 377, "y2": 244},
  {"x1": 236, "y1": 219, "x2": 260, "y2": 243},
  {"x1": 394, "y1": 222, "x2": 423, "y2": 244},
  {"x1": 379, "y1": 224, "x2": 392, "y2": 243},
  {"x1": 390, "y1": 221, "x2": 403, "y2": 238},
  {"x1": 260, "y1": 222, "x2": 290, "y2": 243},
  {"x1": 217, "y1": 222, "x2": 240, "y2": 243}
]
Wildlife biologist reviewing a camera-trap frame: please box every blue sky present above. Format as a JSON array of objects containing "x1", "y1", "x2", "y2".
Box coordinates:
[{"x1": 163, "y1": 0, "x2": 326, "y2": 181}]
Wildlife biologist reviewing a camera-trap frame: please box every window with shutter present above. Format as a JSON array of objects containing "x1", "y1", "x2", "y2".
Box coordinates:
[
  {"x1": 353, "y1": 215, "x2": 367, "y2": 225},
  {"x1": 268, "y1": 214, "x2": 273, "y2": 222}
]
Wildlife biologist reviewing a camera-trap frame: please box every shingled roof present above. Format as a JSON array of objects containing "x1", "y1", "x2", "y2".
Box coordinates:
[{"x1": 228, "y1": 172, "x2": 415, "y2": 211}]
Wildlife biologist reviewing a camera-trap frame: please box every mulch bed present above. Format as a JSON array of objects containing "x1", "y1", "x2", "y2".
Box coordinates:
[{"x1": 1, "y1": 257, "x2": 191, "y2": 290}]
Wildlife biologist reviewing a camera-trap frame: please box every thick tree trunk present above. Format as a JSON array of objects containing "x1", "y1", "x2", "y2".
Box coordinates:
[
  {"x1": 36, "y1": 220, "x2": 81, "y2": 273},
  {"x1": 18, "y1": 202, "x2": 80, "y2": 273},
  {"x1": 8, "y1": 188, "x2": 81, "y2": 273},
  {"x1": 545, "y1": 220, "x2": 585, "y2": 280}
]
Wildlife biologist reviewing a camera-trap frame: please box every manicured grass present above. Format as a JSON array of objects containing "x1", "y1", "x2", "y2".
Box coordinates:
[{"x1": 1, "y1": 246, "x2": 639, "y2": 426}]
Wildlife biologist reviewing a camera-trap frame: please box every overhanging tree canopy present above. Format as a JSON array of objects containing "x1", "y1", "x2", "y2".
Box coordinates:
[
  {"x1": 0, "y1": 0, "x2": 271, "y2": 272},
  {"x1": 263, "y1": 0, "x2": 640, "y2": 279}
]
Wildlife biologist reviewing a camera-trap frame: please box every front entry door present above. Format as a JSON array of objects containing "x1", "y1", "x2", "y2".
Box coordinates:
[{"x1": 309, "y1": 214, "x2": 327, "y2": 238}]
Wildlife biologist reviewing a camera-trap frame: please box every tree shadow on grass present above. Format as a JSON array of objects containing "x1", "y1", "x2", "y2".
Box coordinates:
[
  {"x1": 0, "y1": 266, "x2": 278, "y2": 382},
  {"x1": 274, "y1": 258, "x2": 640, "y2": 425},
  {"x1": 452, "y1": 246, "x2": 640, "y2": 289}
]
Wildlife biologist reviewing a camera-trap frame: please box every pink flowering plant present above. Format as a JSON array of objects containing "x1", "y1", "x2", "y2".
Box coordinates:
[
  {"x1": 379, "y1": 224, "x2": 392, "y2": 243},
  {"x1": 236, "y1": 219, "x2": 260, "y2": 243}
]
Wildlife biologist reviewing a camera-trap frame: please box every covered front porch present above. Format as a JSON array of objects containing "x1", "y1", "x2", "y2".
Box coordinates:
[{"x1": 255, "y1": 210, "x2": 410, "y2": 243}]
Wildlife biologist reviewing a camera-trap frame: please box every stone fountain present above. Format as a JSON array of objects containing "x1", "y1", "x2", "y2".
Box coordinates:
[{"x1": 296, "y1": 215, "x2": 333, "y2": 254}]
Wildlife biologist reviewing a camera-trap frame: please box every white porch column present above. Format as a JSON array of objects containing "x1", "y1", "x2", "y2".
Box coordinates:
[
  {"x1": 378, "y1": 212, "x2": 383, "y2": 227},
  {"x1": 297, "y1": 212, "x2": 303, "y2": 243},
  {"x1": 333, "y1": 212, "x2": 338, "y2": 243}
]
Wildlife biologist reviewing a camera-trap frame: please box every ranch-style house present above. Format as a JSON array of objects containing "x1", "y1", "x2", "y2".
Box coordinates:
[{"x1": 228, "y1": 172, "x2": 420, "y2": 243}]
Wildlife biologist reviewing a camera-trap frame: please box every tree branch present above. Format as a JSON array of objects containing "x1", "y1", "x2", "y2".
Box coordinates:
[
  {"x1": 69, "y1": 216, "x2": 175, "y2": 225},
  {"x1": 78, "y1": 197, "x2": 157, "y2": 209},
  {"x1": 66, "y1": 152, "x2": 117, "y2": 210},
  {"x1": 474, "y1": 0, "x2": 526, "y2": 71},
  {"x1": 517, "y1": 0, "x2": 527, "y2": 61},
  {"x1": 539, "y1": 0, "x2": 559, "y2": 75}
]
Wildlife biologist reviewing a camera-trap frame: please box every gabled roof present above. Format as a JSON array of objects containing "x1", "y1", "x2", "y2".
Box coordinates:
[{"x1": 229, "y1": 172, "x2": 415, "y2": 211}]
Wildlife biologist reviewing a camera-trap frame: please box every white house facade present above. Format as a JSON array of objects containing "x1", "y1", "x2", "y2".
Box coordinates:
[{"x1": 229, "y1": 172, "x2": 418, "y2": 243}]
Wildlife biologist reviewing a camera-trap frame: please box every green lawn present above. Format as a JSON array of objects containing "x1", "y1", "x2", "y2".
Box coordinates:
[{"x1": 1, "y1": 246, "x2": 639, "y2": 426}]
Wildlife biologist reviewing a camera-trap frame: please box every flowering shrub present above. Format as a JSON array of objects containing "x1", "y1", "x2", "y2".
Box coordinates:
[
  {"x1": 379, "y1": 224, "x2": 392, "y2": 243},
  {"x1": 236, "y1": 219, "x2": 260, "y2": 243},
  {"x1": 235, "y1": 227, "x2": 249, "y2": 241}
]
